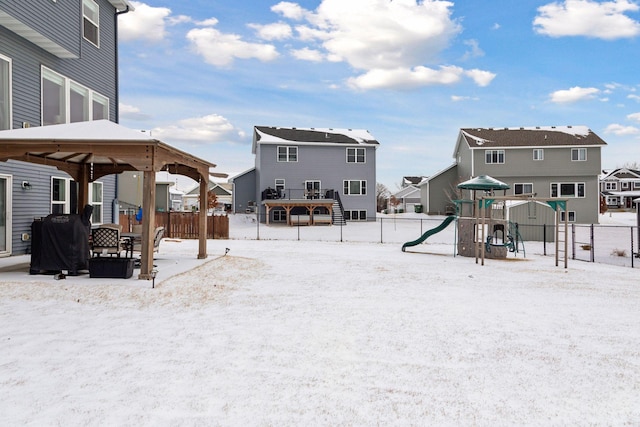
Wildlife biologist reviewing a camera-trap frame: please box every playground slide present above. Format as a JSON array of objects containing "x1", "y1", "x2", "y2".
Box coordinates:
[{"x1": 401, "y1": 215, "x2": 456, "y2": 252}]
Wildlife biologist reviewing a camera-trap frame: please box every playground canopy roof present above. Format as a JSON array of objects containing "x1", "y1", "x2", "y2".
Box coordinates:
[{"x1": 457, "y1": 175, "x2": 510, "y2": 191}]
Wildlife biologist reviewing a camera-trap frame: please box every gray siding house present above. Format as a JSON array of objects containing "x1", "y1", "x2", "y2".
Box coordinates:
[
  {"x1": 233, "y1": 126, "x2": 379, "y2": 223},
  {"x1": 421, "y1": 126, "x2": 607, "y2": 224},
  {"x1": 600, "y1": 168, "x2": 640, "y2": 209},
  {"x1": 0, "y1": 0, "x2": 131, "y2": 256}
]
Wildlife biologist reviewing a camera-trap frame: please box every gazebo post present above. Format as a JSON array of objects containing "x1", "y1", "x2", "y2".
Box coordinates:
[
  {"x1": 139, "y1": 170, "x2": 156, "y2": 280},
  {"x1": 198, "y1": 175, "x2": 208, "y2": 259}
]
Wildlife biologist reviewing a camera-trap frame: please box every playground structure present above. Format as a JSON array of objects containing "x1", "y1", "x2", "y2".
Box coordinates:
[{"x1": 402, "y1": 175, "x2": 570, "y2": 268}]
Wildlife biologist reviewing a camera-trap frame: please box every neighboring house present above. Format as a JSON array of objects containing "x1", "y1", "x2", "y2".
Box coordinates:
[
  {"x1": 388, "y1": 184, "x2": 421, "y2": 213},
  {"x1": 233, "y1": 126, "x2": 379, "y2": 223},
  {"x1": 183, "y1": 181, "x2": 232, "y2": 212},
  {"x1": 0, "y1": 0, "x2": 132, "y2": 256},
  {"x1": 401, "y1": 176, "x2": 426, "y2": 188},
  {"x1": 600, "y1": 168, "x2": 640, "y2": 209},
  {"x1": 420, "y1": 126, "x2": 607, "y2": 224}
]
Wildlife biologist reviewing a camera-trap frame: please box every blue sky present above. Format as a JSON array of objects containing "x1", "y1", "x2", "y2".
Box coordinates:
[{"x1": 117, "y1": 0, "x2": 640, "y2": 190}]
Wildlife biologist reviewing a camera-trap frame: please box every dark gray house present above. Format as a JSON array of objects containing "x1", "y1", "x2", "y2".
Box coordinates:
[
  {"x1": 233, "y1": 126, "x2": 379, "y2": 224},
  {"x1": 0, "y1": 0, "x2": 132, "y2": 256},
  {"x1": 420, "y1": 126, "x2": 607, "y2": 224}
]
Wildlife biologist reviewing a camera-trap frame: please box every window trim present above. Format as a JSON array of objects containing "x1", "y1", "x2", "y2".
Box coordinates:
[
  {"x1": 277, "y1": 146, "x2": 298, "y2": 162},
  {"x1": 571, "y1": 148, "x2": 587, "y2": 161},
  {"x1": 0, "y1": 54, "x2": 12, "y2": 131},
  {"x1": 83, "y1": 0, "x2": 100, "y2": 48},
  {"x1": 343, "y1": 179, "x2": 367, "y2": 196},
  {"x1": 344, "y1": 210, "x2": 367, "y2": 221},
  {"x1": 485, "y1": 149, "x2": 505, "y2": 164},
  {"x1": 604, "y1": 182, "x2": 617, "y2": 191},
  {"x1": 514, "y1": 183, "x2": 533, "y2": 195},
  {"x1": 346, "y1": 147, "x2": 366, "y2": 163},
  {"x1": 533, "y1": 148, "x2": 543, "y2": 161},
  {"x1": 560, "y1": 211, "x2": 576, "y2": 222},
  {"x1": 88, "y1": 181, "x2": 103, "y2": 224},
  {"x1": 551, "y1": 182, "x2": 585, "y2": 198},
  {"x1": 41, "y1": 66, "x2": 110, "y2": 126},
  {"x1": 51, "y1": 177, "x2": 71, "y2": 214}
]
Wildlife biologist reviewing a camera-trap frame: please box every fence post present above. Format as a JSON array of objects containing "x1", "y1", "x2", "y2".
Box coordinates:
[
  {"x1": 380, "y1": 217, "x2": 383, "y2": 244},
  {"x1": 631, "y1": 227, "x2": 635, "y2": 269},
  {"x1": 340, "y1": 218, "x2": 343, "y2": 243},
  {"x1": 543, "y1": 224, "x2": 547, "y2": 256},
  {"x1": 256, "y1": 210, "x2": 260, "y2": 240},
  {"x1": 297, "y1": 214, "x2": 300, "y2": 241},
  {"x1": 590, "y1": 224, "x2": 595, "y2": 263},
  {"x1": 571, "y1": 223, "x2": 575, "y2": 260}
]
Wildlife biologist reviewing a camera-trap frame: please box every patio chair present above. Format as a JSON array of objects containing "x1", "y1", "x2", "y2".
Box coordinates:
[
  {"x1": 132, "y1": 226, "x2": 165, "y2": 254},
  {"x1": 91, "y1": 224, "x2": 125, "y2": 257}
]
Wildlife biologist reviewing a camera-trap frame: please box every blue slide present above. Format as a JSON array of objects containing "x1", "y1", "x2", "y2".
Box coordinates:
[{"x1": 401, "y1": 215, "x2": 456, "y2": 252}]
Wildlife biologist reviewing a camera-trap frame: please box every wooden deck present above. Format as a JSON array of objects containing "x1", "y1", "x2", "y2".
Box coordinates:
[{"x1": 262, "y1": 199, "x2": 334, "y2": 225}]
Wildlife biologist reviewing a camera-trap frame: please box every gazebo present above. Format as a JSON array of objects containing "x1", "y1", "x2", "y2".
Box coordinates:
[{"x1": 0, "y1": 120, "x2": 224, "y2": 279}]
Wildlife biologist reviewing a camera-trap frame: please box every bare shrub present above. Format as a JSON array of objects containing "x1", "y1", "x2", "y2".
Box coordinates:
[{"x1": 610, "y1": 248, "x2": 627, "y2": 257}]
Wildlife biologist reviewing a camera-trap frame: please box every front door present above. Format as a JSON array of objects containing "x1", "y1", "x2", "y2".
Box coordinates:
[
  {"x1": 0, "y1": 175, "x2": 11, "y2": 256},
  {"x1": 305, "y1": 180, "x2": 321, "y2": 199}
]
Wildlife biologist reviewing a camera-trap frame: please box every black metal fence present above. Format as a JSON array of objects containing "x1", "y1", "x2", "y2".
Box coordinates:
[{"x1": 233, "y1": 213, "x2": 639, "y2": 269}]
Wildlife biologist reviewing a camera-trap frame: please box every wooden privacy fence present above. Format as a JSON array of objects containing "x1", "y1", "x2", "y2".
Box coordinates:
[{"x1": 119, "y1": 212, "x2": 229, "y2": 239}]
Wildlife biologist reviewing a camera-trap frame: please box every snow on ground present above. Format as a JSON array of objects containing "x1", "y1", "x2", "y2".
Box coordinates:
[{"x1": 0, "y1": 214, "x2": 639, "y2": 425}]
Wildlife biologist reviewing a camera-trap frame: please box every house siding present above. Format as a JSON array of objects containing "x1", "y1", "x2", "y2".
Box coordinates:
[
  {"x1": 3, "y1": 160, "x2": 115, "y2": 255},
  {"x1": 423, "y1": 164, "x2": 458, "y2": 215},
  {"x1": 232, "y1": 169, "x2": 257, "y2": 214},
  {"x1": 257, "y1": 143, "x2": 377, "y2": 219},
  {"x1": 0, "y1": 0, "x2": 120, "y2": 256}
]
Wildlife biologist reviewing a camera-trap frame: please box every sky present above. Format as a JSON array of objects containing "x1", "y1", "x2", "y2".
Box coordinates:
[{"x1": 116, "y1": 0, "x2": 640, "y2": 191}]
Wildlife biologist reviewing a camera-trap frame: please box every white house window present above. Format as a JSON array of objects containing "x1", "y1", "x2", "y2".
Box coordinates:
[
  {"x1": 83, "y1": 0, "x2": 100, "y2": 47},
  {"x1": 604, "y1": 182, "x2": 617, "y2": 191},
  {"x1": 344, "y1": 210, "x2": 367, "y2": 221},
  {"x1": 533, "y1": 149, "x2": 543, "y2": 161},
  {"x1": 70, "y1": 82, "x2": 90, "y2": 123},
  {"x1": 0, "y1": 54, "x2": 11, "y2": 131},
  {"x1": 621, "y1": 182, "x2": 628, "y2": 189},
  {"x1": 347, "y1": 147, "x2": 365, "y2": 163},
  {"x1": 51, "y1": 177, "x2": 71, "y2": 214},
  {"x1": 634, "y1": 181, "x2": 640, "y2": 189},
  {"x1": 42, "y1": 67, "x2": 110, "y2": 126},
  {"x1": 343, "y1": 180, "x2": 366, "y2": 195},
  {"x1": 560, "y1": 211, "x2": 576, "y2": 222},
  {"x1": 551, "y1": 182, "x2": 585, "y2": 198},
  {"x1": 571, "y1": 148, "x2": 586, "y2": 161},
  {"x1": 273, "y1": 209, "x2": 286, "y2": 222},
  {"x1": 277, "y1": 146, "x2": 297, "y2": 162},
  {"x1": 274, "y1": 178, "x2": 285, "y2": 197},
  {"x1": 92, "y1": 92, "x2": 109, "y2": 120},
  {"x1": 89, "y1": 181, "x2": 103, "y2": 224},
  {"x1": 42, "y1": 68, "x2": 66, "y2": 125},
  {"x1": 514, "y1": 183, "x2": 533, "y2": 195},
  {"x1": 485, "y1": 150, "x2": 504, "y2": 164}
]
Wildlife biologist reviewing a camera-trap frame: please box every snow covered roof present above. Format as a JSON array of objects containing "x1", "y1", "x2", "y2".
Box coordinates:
[
  {"x1": 459, "y1": 126, "x2": 607, "y2": 149},
  {"x1": 252, "y1": 126, "x2": 378, "y2": 153}
]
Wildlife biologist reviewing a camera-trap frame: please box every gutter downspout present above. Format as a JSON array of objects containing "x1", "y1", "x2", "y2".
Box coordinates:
[{"x1": 113, "y1": 5, "x2": 130, "y2": 223}]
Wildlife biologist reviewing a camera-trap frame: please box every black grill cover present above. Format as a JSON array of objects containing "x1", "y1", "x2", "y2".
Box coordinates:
[{"x1": 30, "y1": 206, "x2": 92, "y2": 275}]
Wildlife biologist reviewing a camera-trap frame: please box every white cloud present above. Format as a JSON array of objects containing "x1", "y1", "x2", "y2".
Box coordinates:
[
  {"x1": 272, "y1": 0, "x2": 495, "y2": 90},
  {"x1": 604, "y1": 123, "x2": 640, "y2": 135},
  {"x1": 462, "y1": 39, "x2": 484, "y2": 60},
  {"x1": 119, "y1": 103, "x2": 152, "y2": 121},
  {"x1": 465, "y1": 69, "x2": 496, "y2": 87},
  {"x1": 152, "y1": 114, "x2": 239, "y2": 144},
  {"x1": 196, "y1": 18, "x2": 219, "y2": 27},
  {"x1": 627, "y1": 112, "x2": 640, "y2": 122},
  {"x1": 291, "y1": 47, "x2": 324, "y2": 62},
  {"x1": 248, "y1": 22, "x2": 293, "y2": 41},
  {"x1": 187, "y1": 27, "x2": 279, "y2": 67},
  {"x1": 118, "y1": 1, "x2": 171, "y2": 42},
  {"x1": 533, "y1": 0, "x2": 640, "y2": 39},
  {"x1": 347, "y1": 66, "x2": 464, "y2": 90},
  {"x1": 451, "y1": 95, "x2": 479, "y2": 102},
  {"x1": 272, "y1": 1, "x2": 307, "y2": 20},
  {"x1": 628, "y1": 94, "x2": 640, "y2": 102},
  {"x1": 549, "y1": 86, "x2": 600, "y2": 103}
]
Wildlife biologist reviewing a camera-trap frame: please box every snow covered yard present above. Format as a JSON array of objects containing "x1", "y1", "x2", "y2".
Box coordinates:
[{"x1": 1, "y1": 231, "x2": 639, "y2": 425}]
